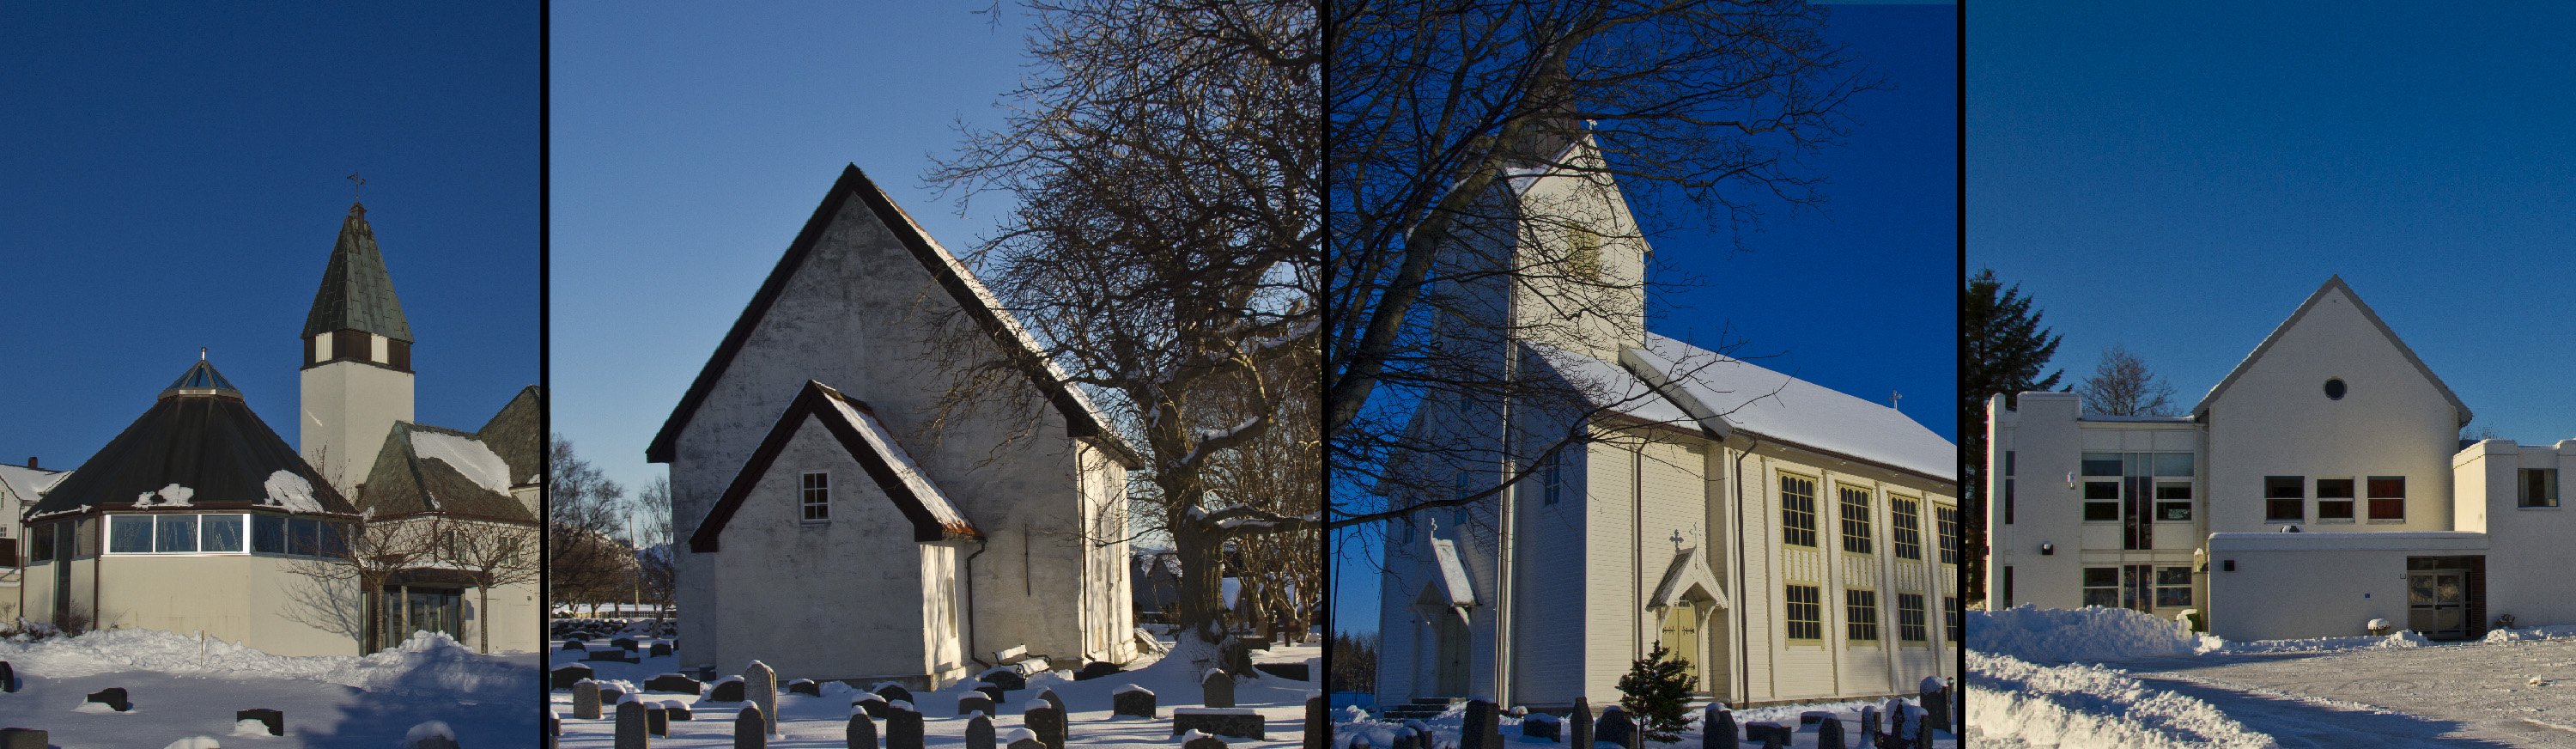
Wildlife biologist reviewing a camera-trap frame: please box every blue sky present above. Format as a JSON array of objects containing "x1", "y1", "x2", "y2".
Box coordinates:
[
  {"x1": 1333, "y1": 3, "x2": 1960, "y2": 637},
  {"x1": 549, "y1": 3, "x2": 1033, "y2": 502},
  {"x1": 1970, "y1": 2, "x2": 2575, "y2": 444},
  {"x1": 0, "y1": 5, "x2": 539, "y2": 473}
]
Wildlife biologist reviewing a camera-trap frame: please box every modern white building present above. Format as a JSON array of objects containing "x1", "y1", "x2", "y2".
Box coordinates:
[
  {"x1": 1374, "y1": 128, "x2": 1959, "y2": 710},
  {"x1": 1985, "y1": 277, "x2": 2572, "y2": 641},
  {"x1": 652, "y1": 165, "x2": 1142, "y2": 688}
]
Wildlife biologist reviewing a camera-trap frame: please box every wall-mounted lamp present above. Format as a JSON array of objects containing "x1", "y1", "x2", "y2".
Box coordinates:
[
  {"x1": 2065, "y1": 472, "x2": 2076, "y2": 490},
  {"x1": 2039, "y1": 543, "x2": 2056, "y2": 556}
]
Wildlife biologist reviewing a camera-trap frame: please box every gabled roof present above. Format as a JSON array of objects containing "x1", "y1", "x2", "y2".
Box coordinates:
[
  {"x1": 1429, "y1": 536, "x2": 1475, "y2": 607},
  {"x1": 0, "y1": 464, "x2": 67, "y2": 508},
  {"x1": 1625, "y1": 335, "x2": 1958, "y2": 483},
  {"x1": 357, "y1": 423, "x2": 535, "y2": 523},
  {"x1": 477, "y1": 386, "x2": 544, "y2": 486},
  {"x1": 2192, "y1": 276, "x2": 2471, "y2": 424},
  {"x1": 303, "y1": 202, "x2": 413, "y2": 342},
  {"x1": 689, "y1": 381, "x2": 981, "y2": 551},
  {"x1": 30, "y1": 358, "x2": 355, "y2": 518},
  {"x1": 1649, "y1": 546, "x2": 1729, "y2": 610},
  {"x1": 646, "y1": 165, "x2": 1138, "y2": 468}
]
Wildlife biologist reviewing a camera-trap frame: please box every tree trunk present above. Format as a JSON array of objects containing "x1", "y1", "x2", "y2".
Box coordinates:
[
  {"x1": 477, "y1": 580, "x2": 492, "y2": 653},
  {"x1": 1171, "y1": 515, "x2": 1228, "y2": 654}
]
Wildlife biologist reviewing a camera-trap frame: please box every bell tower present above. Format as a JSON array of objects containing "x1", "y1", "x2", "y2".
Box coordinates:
[{"x1": 300, "y1": 201, "x2": 416, "y2": 490}]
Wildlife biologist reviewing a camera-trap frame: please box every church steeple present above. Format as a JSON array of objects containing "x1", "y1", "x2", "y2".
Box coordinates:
[
  {"x1": 303, "y1": 202, "x2": 413, "y2": 344},
  {"x1": 301, "y1": 199, "x2": 416, "y2": 490}
]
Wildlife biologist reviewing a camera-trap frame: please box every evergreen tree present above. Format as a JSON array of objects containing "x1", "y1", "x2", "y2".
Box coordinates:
[
  {"x1": 1615, "y1": 643, "x2": 1696, "y2": 744},
  {"x1": 1961, "y1": 269, "x2": 2064, "y2": 606}
]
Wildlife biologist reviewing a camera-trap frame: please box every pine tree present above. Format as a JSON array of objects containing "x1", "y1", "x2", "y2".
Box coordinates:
[
  {"x1": 1961, "y1": 268, "x2": 2063, "y2": 606},
  {"x1": 1615, "y1": 643, "x2": 1697, "y2": 744}
]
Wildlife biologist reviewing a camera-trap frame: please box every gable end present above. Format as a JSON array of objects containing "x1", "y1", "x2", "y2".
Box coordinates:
[{"x1": 689, "y1": 380, "x2": 982, "y2": 552}]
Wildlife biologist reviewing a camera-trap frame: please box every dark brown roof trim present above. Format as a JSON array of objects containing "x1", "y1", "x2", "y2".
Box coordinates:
[{"x1": 689, "y1": 381, "x2": 982, "y2": 552}]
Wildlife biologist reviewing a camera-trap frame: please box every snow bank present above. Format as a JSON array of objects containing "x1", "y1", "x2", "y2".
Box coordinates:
[
  {"x1": 0, "y1": 629, "x2": 525, "y2": 694},
  {"x1": 2217, "y1": 630, "x2": 2427, "y2": 654},
  {"x1": 1967, "y1": 650, "x2": 2276, "y2": 749},
  {"x1": 2482, "y1": 624, "x2": 2576, "y2": 643},
  {"x1": 1967, "y1": 606, "x2": 2220, "y2": 663}
]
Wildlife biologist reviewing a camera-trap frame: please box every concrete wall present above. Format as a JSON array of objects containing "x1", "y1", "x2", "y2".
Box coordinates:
[
  {"x1": 2462, "y1": 440, "x2": 2576, "y2": 628},
  {"x1": 301, "y1": 359, "x2": 415, "y2": 490},
  {"x1": 90, "y1": 553, "x2": 363, "y2": 656},
  {"x1": 2205, "y1": 533, "x2": 2488, "y2": 642}
]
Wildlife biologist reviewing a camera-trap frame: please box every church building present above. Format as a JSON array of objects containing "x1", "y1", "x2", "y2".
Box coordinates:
[
  {"x1": 653, "y1": 165, "x2": 1141, "y2": 687},
  {"x1": 11, "y1": 201, "x2": 541, "y2": 655},
  {"x1": 1986, "y1": 277, "x2": 2573, "y2": 642},
  {"x1": 1374, "y1": 129, "x2": 1960, "y2": 710}
]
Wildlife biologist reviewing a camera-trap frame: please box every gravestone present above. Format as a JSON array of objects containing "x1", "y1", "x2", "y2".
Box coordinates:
[
  {"x1": 1036, "y1": 687, "x2": 1066, "y2": 716},
  {"x1": 648, "y1": 704, "x2": 671, "y2": 738},
  {"x1": 1253, "y1": 661, "x2": 1309, "y2": 681},
  {"x1": 650, "y1": 642, "x2": 672, "y2": 659},
  {"x1": 975, "y1": 683, "x2": 1007, "y2": 705},
  {"x1": 1200, "y1": 668, "x2": 1235, "y2": 708},
  {"x1": 965, "y1": 714, "x2": 996, "y2": 749},
  {"x1": 1817, "y1": 715, "x2": 1847, "y2": 749},
  {"x1": 981, "y1": 668, "x2": 1028, "y2": 691},
  {"x1": 83, "y1": 687, "x2": 131, "y2": 712},
  {"x1": 1922, "y1": 682, "x2": 1951, "y2": 734},
  {"x1": 0, "y1": 729, "x2": 40, "y2": 749},
  {"x1": 846, "y1": 708, "x2": 878, "y2": 749},
  {"x1": 875, "y1": 685, "x2": 914, "y2": 705},
  {"x1": 733, "y1": 705, "x2": 767, "y2": 749},
  {"x1": 1461, "y1": 700, "x2": 1503, "y2": 749},
  {"x1": 1389, "y1": 726, "x2": 1419, "y2": 749},
  {"x1": 1756, "y1": 723, "x2": 1786, "y2": 749},
  {"x1": 746, "y1": 661, "x2": 781, "y2": 737},
  {"x1": 1170, "y1": 708, "x2": 1265, "y2": 740},
  {"x1": 1594, "y1": 706, "x2": 1633, "y2": 749},
  {"x1": 665, "y1": 701, "x2": 695, "y2": 721},
  {"x1": 854, "y1": 693, "x2": 890, "y2": 719},
  {"x1": 1304, "y1": 694, "x2": 1328, "y2": 749},
  {"x1": 1703, "y1": 705, "x2": 1734, "y2": 749},
  {"x1": 1858, "y1": 706, "x2": 1878, "y2": 747},
  {"x1": 0, "y1": 661, "x2": 14, "y2": 692},
  {"x1": 1569, "y1": 698, "x2": 1595, "y2": 749},
  {"x1": 574, "y1": 681, "x2": 605, "y2": 720},
  {"x1": 600, "y1": 684, "x2": 628, "y2": 707},
  {"x1": 1182, "y1": 729, "x2": 1229, "y2": 749},
  {"x1": 1742, "y1": 722, "x2": 1785, "y2": 746},
  {"x1": 1112, "y1": 685, "x2": 1156, "y2": 717},
  {"x1": 1074, "y1": 661, "x2": 1121, "y2": 681},
  {"x1": 1521, "y1": 713, "x2": 1560, "y2": 742},
  {"x1": 959, "y1": 692, "x2": 995, "y2": 716},
  {"x1": 1005, "y1": 728, "x2": 1045, "y2": 749},
  {"x1": 1024, "y1": 701, "x2": 1068, "y2": 749},
  {"x1": 238, "y1": 709, "x2": 285, "y2": 737},
  {"x1": 885, "y1": 703, "x2": 926, "y2": 749},
  {"x1": 646, "y1": 673, "x2": 704, "y2": 694},
  {"x1": 614, "y1": 637, "x2": 641, "y2": 651},
  {"x1": 790, "y1": 679, "x2": 823, "y2": 697},
  {"x1": 588, "y1": 649, "x2": 635, "y2": 663},
  {"x1": 565, "y1": 639, "x2": 588, "y2": 652},
  {"x1": 615, "y1": 700, "x2": 650, "y2": 749},
  {"x1": 554, "y1": 665, "x2": 597, "y2": 690}
]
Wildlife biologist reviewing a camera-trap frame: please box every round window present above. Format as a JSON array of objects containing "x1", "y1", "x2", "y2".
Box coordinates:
[{"x1": 2324, "y1": 378, "x2": 2347, "y2": 400}]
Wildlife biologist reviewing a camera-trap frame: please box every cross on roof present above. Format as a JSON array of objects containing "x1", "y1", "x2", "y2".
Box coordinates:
[{"x1": 347, "y1": 172, "x2": 366, "y2": 200}]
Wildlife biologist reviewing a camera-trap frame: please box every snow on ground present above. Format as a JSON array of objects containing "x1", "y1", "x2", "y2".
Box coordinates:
[
  {"x1": 1336, "y1": 697, "x2": 1956, "y2": 749},
  {"x1": 1971, "y1": 606, "x2": 2576, "y2": 747},
  {"x1": 0, "y1": 629, "x2": 538, "y2": 748},
  {"x1": 555, "y1": 630, "x2": 1321, "y2": 748}
]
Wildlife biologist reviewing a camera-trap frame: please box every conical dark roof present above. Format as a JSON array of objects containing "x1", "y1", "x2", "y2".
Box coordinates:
[
  {"x1": 302, "y1": 202, "x2": 413, "y2": 343},
  {"x1": 30, "y1": 358, "x2": 355, "y2": 518}
]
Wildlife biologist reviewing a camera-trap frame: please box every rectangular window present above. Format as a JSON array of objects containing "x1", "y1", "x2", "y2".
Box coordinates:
[
  {"x1": 2154, "y1": 453, "x2": 2194, "y2": 477},
  {"x1": 155, "y1": 515, "x2": 198, "y2": 553},
  {"x1": 1542, "y1": 454, "x2": 1563, "y2": 506},
  {"x1": 1935, "y1": 505, "x2": 1959, "y2": 564},
  {"x1": 30, "y1": 522, "x2": 56, "y2": 563},
  {"x1": 110, "y1": 515, "x2": 154, "y2": 554},
  {"x1": 2081, "y1": 454, "x2": 2120, "y2": 476},
  {"x1": 2367, "y1": 476, "x2": 2406, "y2": 521},
  {"x1": 1896, "y1": 593, "x2": 1928, "y2": 642},
  {"x1": 800, "y1": 472, "x2": 831, "y2": 522},
  {"x1": 2264, "y1": 476, "x2": 2305, "y2": 522},
  {"x1": 2003, "y1": 478, "x2": 2015, "y2": 525},
  {"x1": 252, "y1": 515, "x2": 287, "y2": 554},
  {"x1": 2002, "y1": 567, "x2": 2014, "y2": 606},
  {"x1": 289, "y1": 517, "x2": 320, "y2": 556},
  {"x1": 1780, "y1": 475, "x2": 1818, "y2": 548},
  {"x1": 1945, "y1": 596, "x2": 1960, "y2": 642},
  {"x1": 2520, "y1": 469, "x2": 2559, "y2": 508},
  {"x1": 1839, "y1": 485, "x2": 1874, "y2": 555},
  {"x1": 2316, "y1": 478, "x2": 2356, "y2": 520},
  {"x1": 1784, "y1": 584, "x2": 1823, "y2": 641},
  {"x1": 1845, "y1": 589, "x2": 1880, "y2": 642},
  {"x1": 2082, "y1": 480, "x2": 2120, "y2": 521},
  {"x1": 2154, "y1": 481, "x2": 2194, "y2": 521},
  {"x1": 2081, "y1": 567, "x2": 2118, "y2": 608},
  {"x1": 1890, "y1": 496, "x2": 1922, "y2": 560},
  {"x1": 201, "y1": 515, "x2": 245, "y2": 553},
  {"x1": 319, "y1": 522, "x2": 348, "y2": 558},
  {"x1": 2006, "y1": 451, "x2": 2016, "y2": 477},
  {"x1": 2155, "y1": 566, "x2": 2194, "y2": 607}
]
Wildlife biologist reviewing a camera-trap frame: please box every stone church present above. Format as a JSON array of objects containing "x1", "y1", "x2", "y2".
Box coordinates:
[
  {"x1": 652, "y1": 165, "x2": 1142, "y2": 687},
  {"x1": 10, "y1": 201, "x2": 542, "y2": 655},
  {"x1": 1375, "y1": 130, "x2": 1959, "y2": 709}
]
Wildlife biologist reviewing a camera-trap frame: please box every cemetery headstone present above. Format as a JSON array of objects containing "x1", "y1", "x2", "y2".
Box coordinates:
[
  {"x1": 854, "y1": 693, "x2": 891, "y2": 719},
  {"x1": 1521, "y1": 713, "x2": 1560, "y2": 742},
  {"x1": 1036, "y1": 687, "x2": 1066, "y2": 716},
  {"x1": 790, "y1": 679, "x2": 822, "y2": 697},
  {"x1": 0, "y1": 729, "x2": 40, "y2": 749},
  {"x1": 614, "y1": 637, "x2": 641, "y2": 651},
  {"x1": 1922, "y1": 681, "x2": 1951, "y2": 734},
  {"x1": 600, "y1": 684, "x2": 627, "y2": 707},
  {"x1": 650, "y1": 642, "x2": 672, "y2": 659},
  {"x1": 1170, "y1": 708, "x2": 1266, "y2": 740},
  {"x1": 574, "y1": 681, "x2": 605, "y2": 720},
  {"x1": 1594, "y1": 705, "x2": 1633, "y2": 749},
  {"x1": 1389, "y1": 726, "x2": 1419, "y2": 749},
  {"x1": 959, "y1": 693, "x2": 995, "y2": 717},
  {"x1": 975, "y1": 683, "x2": 1007, "y2": 705},
  {"x1": 1305, "y1": 693, "x2": 1328, "y2": 749},
  {"x1": 965, "y1": 714, "x2": 996, "y2": 749},
  {"x1": 646, "y1": 673, "x2": 704, "y2": 694},
  {"x1": 83, "y1": 687, "x2": 131, "y2": 712},
  {"x1": 588, "y1": 649, "x2": 635, "y2": 663},
  {"x1": 1200, "y1": 667, "x2": 1236, "y2": 708},
  {"x1": 1005, "y1": 728, "x2": 1045, "y2": 749},
  {"x1": 1858, "y1": 706, "x2": 1878, "y2": 746},
  {"x1": 615, "y1": 700, "x2": 650, "y2": 749},
  {"x1": 1703, "y1": 706, "x2": 1734, "y2": 749},
  {"x1": 981, "y1": 668, "x2": 1028, "y2": 691},
  {"x1": 1112, "y1": 685, "x2": 1156, "y2": 718},
  {"x1": 1569, "y1": 698, "x2": 1595, "y2": 749},
  {"x1": 1182, "y1": 729, "x2": 1230, "y2": 749},
  {"x1": 554, "y1": 665, "x2": 597, "y2": 690},
  {"x1": 733, "y1": 705, "x2": 767, "y2": 749},
  {"x1": 1816, "y1": 715, "x2": 1846, "y2": 749},
  {"x1": 875, "y1": 684, "x2": 914, "y2": 705},
  {"x1": 1462, "y1": 699, "x2": 1503, "y2": 749},
  {"x1": 1025, "y1": 700, "x2": 1068, "y2": 749},
  {"x1": 648, "y1": 704, "x2": 672, "y2": 738},
  {"x1": 238, "y1": 709, "x2": 285, "y2": 737},
  {"x1": 1741, "y1": 722, "x2": 1785, "y2": 746},
  {"x1": 884, "y1": 703, "x2": 926, "y2": 749},
  {"x1": 846, "y1": 708, "x2": 878, "y2": 749},
  {"x1": 0, "y1": 661, "x2": 14, "y2": 692},
  {"x1": 565, "y1": 639, "x2": 588, "y2": 652},
  {"x1": 1074, "y1": 661, "x2": 1122, "y2": 681},
  {"x1": 665, "y1": 701, "x2": 695, "y2": 721},
  {"x1": 746, "y1": 661, "x2": 781, "y2": 737}
]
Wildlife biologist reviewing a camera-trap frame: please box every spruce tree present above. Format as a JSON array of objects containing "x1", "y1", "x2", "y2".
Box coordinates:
[
  {"x1": 1615, "y1": 643, "x2": 1697, "y2": 744},
  {"x1": 1962, "y1": 268, "x2": 2063, "y2": 606}
]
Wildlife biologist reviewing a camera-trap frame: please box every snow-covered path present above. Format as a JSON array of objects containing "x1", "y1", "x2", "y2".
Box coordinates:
[{"x1": 2123, "y1": 642, "x2": 2576, "y2": 748}]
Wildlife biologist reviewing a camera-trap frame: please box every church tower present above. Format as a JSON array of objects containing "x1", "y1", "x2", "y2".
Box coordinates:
[{"x1": 300, "y1": 202, "x2": 416, "y2": 489}]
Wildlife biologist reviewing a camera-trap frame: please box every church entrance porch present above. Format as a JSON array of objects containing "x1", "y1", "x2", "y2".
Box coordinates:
[
  {"x1": 1431, "y1": 608, "x2": 1471, "y2": 697},
  {"x1": 2404, "y1": 556, "x2": 2483, "y2": 641},
  {"x1": 372, "y1": 569, "x2": 476, "y2": 651}
]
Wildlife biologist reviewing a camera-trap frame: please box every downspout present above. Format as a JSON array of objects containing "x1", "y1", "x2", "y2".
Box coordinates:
[
  {"x1": 1732, "y1": 437, "x2": 1757, "y2": 704},
  {"x1": 963, "y1": 538, "x2": 990, "y2": 672},
  {"x1": 1495, "y1": 343, "x2": 1518, "y2": 707},
  {"x1": 1633, "y1": 443, "x2": 1643, "y2": 660}
]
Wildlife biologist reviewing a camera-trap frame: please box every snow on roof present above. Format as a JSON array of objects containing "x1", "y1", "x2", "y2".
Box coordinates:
[
  {"x1": 1629, "y1": 334, "x2": 1957, "y2": 482},
  {"x1": 0, "y1": 464, "x2": 66, "y2": 504},
  {"x1": 410, "y1": 430, "x2": 514, "y2": 496},
  {"x1": 262, "y1": 470, "x2": 325, "y2": 514},
  {"x1": 822, "y1": 388, "x2": 974, "y2": 533},
  {"x1": 1430, "y1": 537, "x2": 1476, "y2": 607},
  {"x1": 1524, "y1": 341, "x2": 1692, "y2": 427}
]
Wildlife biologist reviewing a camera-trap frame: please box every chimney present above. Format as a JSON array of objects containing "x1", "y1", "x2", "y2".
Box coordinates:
[{"x1": 22, "y1": 457, "x2": 33, "y2": 470}]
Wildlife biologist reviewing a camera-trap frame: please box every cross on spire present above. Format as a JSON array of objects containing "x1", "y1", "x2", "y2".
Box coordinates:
[
  {"x1": 1891, "y1": 391, "x2": 1904, "y2": 411},
  {"x1": 347, "y1": 172, "x2": 366, "y2": 200}
]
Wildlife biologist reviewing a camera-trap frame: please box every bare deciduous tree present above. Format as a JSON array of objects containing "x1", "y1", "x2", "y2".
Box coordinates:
[
  {"x1": 283, "y1": 508, "x2": 440, "y2": 652},
  {"x1": 631, "y1": 476, "x2": 677, "y2": 623},
  {"x1": 548, "y1": 436, "x2": 632, "y2": 617},
  {"x1": 428, "y1": 514, "x2": 543, "y2": 653},
  {"x1": 2077, "y1": 345, "x2": 2178, "y2": 417}
]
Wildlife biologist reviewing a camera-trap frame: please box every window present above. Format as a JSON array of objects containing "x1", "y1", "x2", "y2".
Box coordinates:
[
  {"x1": 2002, "y1": 567, "x2": 2014, "y2": 606},
  {"x1": 1890, "y1": 496, "x2": 1922, "y2": 560},
  {"x1": 1935, "y1": 505, "x2": 1959, "y2": 564},
  {"x1": 289, "y1": 518, "x2": 321, "y2": 556},
  {"x1": 2006, "y1": 451, "x2": 2016, "y2": 477},
  {"x1": 2081, "y1": 453, "x2": 2120, "y2": 477},
  {"x1": 253, "y1": 515, "x2": 287, "y2": 554},
  {"x1": 1784, "y1": 585, "x2": 1823, "y2": 641},
  {"x1": 2264, "y1": 476, "x2": 2305, "y2": 522},
  {"x1": 1945, "y1": 596, "x2": 1960, "y2": 642},
  {"x1": 2081, "y1": 567, "x2": 2118, "y2": 607},
  {"x1": 1838, "y1": 485, "x2": 1874, "y2": 555},
  {"x1": 2153, "y1": 453, "x2": 2194, "y2": 478},
  {"x1": 800, "y1": 472, "x2": 831, "y2": 522},
  {"x1": 2155, "y1": 567, "x2": 2193, "y2": 607},
  {"x1": 1896, "y1": 593, "x2": 1928, "y2": 642},
  {"x1": 29, "y1": 522, "x2": 56, "y2": 563},
  {"x1": 1780, "y1": 475, "x2": 1818, "y2": 548},
  {"x1": 155, "y1": 515, "x2": 198, "y2": 552},
  {"x1": 102, "y1": 514, "x2": 270, "y2": 555},
  {"x1": 1845, "y1": 589, "x2": 1880, "y2": 642},
  {"x1": 110, "y1": 515, "x2": 154, "y2": 554},
  {"x1": 2367, "y1": 476, "x2": 2405, "y2": 521},
  {"x1": 2316, "y1": 478, "x2": 2356, "y2": 521},
  {"x1": 2521, "y1": 469, "x2": 2560, "y2": 508},
  {"x1": 2324, "y1": 378, "x2": 2347, "y2": 400},
  {"x1": 1541, "y1": 454, "x2": 1563, "y2": 506},
  {"x1": 202, "y1": 515, "x2": 244, "y2": 552},
  {"x1": 2003, "y1": 478, "x2": 2015, "y2": 525},
  {"x1": 2082, "y1": 480, "x2": 2120, "y2": 521},
  {"x1": 2154, "y1": 481, "x2": 2193, "y2": 521}
]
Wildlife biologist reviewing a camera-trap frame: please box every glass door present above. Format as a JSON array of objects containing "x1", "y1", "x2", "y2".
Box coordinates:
[{"x1": 2408, "y1": 571, "x2": 2467, "y2": 639}]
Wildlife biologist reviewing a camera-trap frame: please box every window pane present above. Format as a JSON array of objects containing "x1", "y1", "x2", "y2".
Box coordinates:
[
  {"x1": 252, "y1": 515, "x2": 286, "y2": 553},
  {"x1": 290, "y1": 518, "x2": 319, "y2": 556},
  {"x1": 2081, "y1": 589, "x2": 2117, "y2": 607},
  {"x1": 2265, "y1": 476, "x2": 2305, "y2": 498},
  {"x1": 2155, "y1": 502, "x2": 2193, "y2": 521},
  {"x1": 2371, "y1": 497, "x2": 2405, "y2": 520},
  {"x1": 2154, "y1": 483, "x2": 2193, "y2": 500},
  {"x1": 2317, "y1": 478, "x2": 2355, "y2": 499},
  {"x1": 2154, "y1": 453, "x2": 2194, "y2": 477},
  {"x1": 2267, "y1": 498, "x2": 2305, "y2": 521},
  {"x1": 2084, "y1": 482, "x2": 2120, "y2": 500},
  {"x1": 155, "y1": 515, "x2": 198, "y2": 552},
  {"x1": 2082, "y1": 567, "x2": 2118, "y2": 587},
  {"x1": 202, "y1": 515, "x2": 244, "y2": 552},
  {"x1": 2157, "y1": 567, "x2": 2192, "y2": 585},
  {"x1": 110, "y1": 515, "x2": 154, "y2": 553},
  {"x1": 2367, "y1": 477, "x2": 2405, "y2": 498},
  {"x1": 2318, "y1": 501, "x2": 2355, "y2": 520},
  {"x1": 320, "y1": 522, "x2": 347, "y2": 557},
  {"x1": 2081, "y1": 454, "x2": 2121, "y2": 476},
  {"x1": 2083, "y1": 502, "x2": 2119, "y2": 521},
  {"x1": 2156, "y1": 587, "x2": 2193, "y2": 607}
]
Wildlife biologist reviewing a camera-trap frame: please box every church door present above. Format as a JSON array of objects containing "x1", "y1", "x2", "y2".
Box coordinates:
[
  {"x1": 1658, "y1": 604, "x2": 1702, "y2": 691},
  {"x1": 1432, "y1": 611, "x2": 1470, "y2": 697}
]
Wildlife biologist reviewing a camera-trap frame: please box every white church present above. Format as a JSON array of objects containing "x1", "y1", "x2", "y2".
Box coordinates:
[
  {"x1": 8, "y1": 201, "x2": 542, "y2": 655},
  {"x1": 1373, "y1": 129, "x2": 1961, "y2": 710},
  {"x1": 1985, "y1": 277, "x2": 2573, "y2": 642},
  {"x1": 652, "y1": 165, "x2": 1142, "y2": 687}
]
